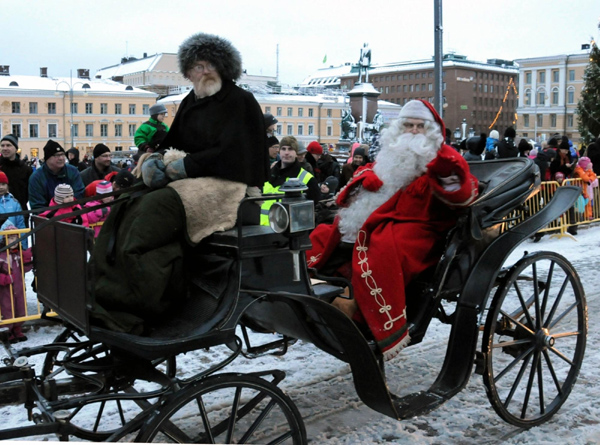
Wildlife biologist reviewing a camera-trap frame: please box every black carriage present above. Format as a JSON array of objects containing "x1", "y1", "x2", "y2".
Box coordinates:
[{"x1": 0, "y1": 157, "x2": 587, "y2": 443}]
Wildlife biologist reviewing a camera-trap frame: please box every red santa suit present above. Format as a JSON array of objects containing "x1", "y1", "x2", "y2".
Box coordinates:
[{"x1": 307, "y1": 100, "x2": 478, "y2": 359}]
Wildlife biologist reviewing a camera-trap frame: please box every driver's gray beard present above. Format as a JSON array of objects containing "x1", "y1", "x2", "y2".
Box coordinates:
[{"x1": 195, "y1": 76, "x2": 222, "y2": 98}]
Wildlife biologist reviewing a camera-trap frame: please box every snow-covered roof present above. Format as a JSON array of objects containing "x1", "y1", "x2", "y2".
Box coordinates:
[
  {"x1": 94, "y1": 54, "x2": 168, "y2": 79},
  {"x1": 0, "y1": 74, "x2": 157, "y2": 96},
  {"x1": 299, "y1": 64, "x2": 355, "y2": 87}
]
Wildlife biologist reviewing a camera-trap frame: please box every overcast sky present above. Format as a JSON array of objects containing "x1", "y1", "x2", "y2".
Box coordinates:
[{"x1": 3, "y1": 0, "x2": 599, "y2": 86}]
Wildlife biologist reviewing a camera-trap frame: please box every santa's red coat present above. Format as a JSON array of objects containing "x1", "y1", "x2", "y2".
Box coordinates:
[{"x1": 307, "y1": 144, "x2": 478, "y2": 359}]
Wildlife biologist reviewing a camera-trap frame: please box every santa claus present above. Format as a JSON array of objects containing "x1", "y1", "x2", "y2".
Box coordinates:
[{"x1": 307, "y1": 100, "x2": 479, "y2": 359}]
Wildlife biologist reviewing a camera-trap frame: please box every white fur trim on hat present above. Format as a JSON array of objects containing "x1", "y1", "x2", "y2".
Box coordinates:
[{"x1": 398, "y1": 100, "x2": 435, "y2": 121}]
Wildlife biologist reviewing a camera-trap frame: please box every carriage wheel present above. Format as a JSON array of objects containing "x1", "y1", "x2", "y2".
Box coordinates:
[
  {"x1": 482, "y1": 251, "x2": 587, "y2": 427},
  {"x1": 41, "y1": 327, "x2": 176, "y2": 441},
  {"x1": 136, "y1": 372, "x2": 306, "y2": 444}
]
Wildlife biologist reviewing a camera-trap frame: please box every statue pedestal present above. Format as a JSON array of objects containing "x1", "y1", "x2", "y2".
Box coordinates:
[{"x1": 348, "y1": 83, "x2": 380, "y2": 142}]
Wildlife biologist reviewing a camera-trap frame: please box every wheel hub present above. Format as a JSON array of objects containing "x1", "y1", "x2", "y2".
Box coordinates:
[{"x1": 535, "y1": 327, "x2": 555, "y2": 350}]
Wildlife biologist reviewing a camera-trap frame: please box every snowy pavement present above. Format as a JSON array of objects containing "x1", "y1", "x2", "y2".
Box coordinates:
[{"x1": 1, "y1": 225, "x2": 600, "y2": 443}]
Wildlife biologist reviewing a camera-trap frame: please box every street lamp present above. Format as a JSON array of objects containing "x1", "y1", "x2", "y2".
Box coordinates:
[
  {"x1": 468, "y1": 127, "x2": 475, "y2": 138},
  {"x1": 461, "y1": 118, "x2": 467, "y2": 140},
  {"x1": 453, "y1": 127, "x2": 461, "y2": 142},
  {"x1": 55, "y1": 70, "x2": 90, "y2": 149}
]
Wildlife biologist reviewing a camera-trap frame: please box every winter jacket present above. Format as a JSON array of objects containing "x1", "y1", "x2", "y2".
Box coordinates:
[
  {"x1": 161, "y1": 79, "x2": 269, "y2": 188},
  {"x1": 0, "y1": 156, "x2": 32, "y2": 214},
  {"x1": 0, "y1": 247, "x2": 32, "y2": 327},
  {"x1": 550, "y1": 152, "x2": 574, "y2": 179},
  {"x1": 587, "y1": 144, "x2": 600, "y2": 176},
  {"x1": 497, "y1": 137, "x2": 518, "y2": 158},
  {"x1": 80, "y1": 163, "x2": 121, "y2": 187},
  {"x1": 39, "y1": 198, "x2": 90, "y2": 227},
  {"x1": 534, "y1": 149, "x2": 557, "y2": 181},
  {"x1": 309, "y1": 153, "x2": 341, "y2": 184},
  {"x1": 28, "y1": 163, "x2": 85, "y2": 210},
  {"x1": 84, "y1": 200, "x2": 111, "y2": 237},
  {"x1": 134, "y1": 118, "x2": 170, "y2": 151},
  {"x1": 0, "y1": 193, "x2": 27, "y2": 248},
  {"x1": 67, "y1": 148, "x2": 87, "y2": 172}
]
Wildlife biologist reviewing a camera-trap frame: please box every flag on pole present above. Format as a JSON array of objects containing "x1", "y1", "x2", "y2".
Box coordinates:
[{"x1": 323, "y1": 54, "x2": 327, "y2": 64}]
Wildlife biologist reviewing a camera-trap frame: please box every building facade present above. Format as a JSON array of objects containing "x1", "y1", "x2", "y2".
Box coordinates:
[
  {"x1": 336, "y1": 54, "x2": 519, "y2": 140},
  {"x1": 515, "y1": 53, "x2": 588, "y2": 144},
  {"x1": 0, "y1": 69, "x2": 158, "y2": 159}
]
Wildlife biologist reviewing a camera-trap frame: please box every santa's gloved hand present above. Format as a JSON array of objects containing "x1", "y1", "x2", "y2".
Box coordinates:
[
  {"x1": 165, "y1": 158, "x2": 188, "y2": 182},
  {"x1": 360, "y1": 169, "x2": 383, "y2": 192},
  {"x1": 141, "y1": 153, "x2": 169, "y2": 189},
  {"x1": 427, "y1": 144, "x2": 468, "y2": 183}
]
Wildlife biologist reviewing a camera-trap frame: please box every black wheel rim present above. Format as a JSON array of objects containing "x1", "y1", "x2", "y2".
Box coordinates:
[{"x1": 483, "y1": 252, "x2": 587, "y2": 427}]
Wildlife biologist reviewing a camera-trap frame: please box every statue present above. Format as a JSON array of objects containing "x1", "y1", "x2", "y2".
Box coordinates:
[
  {"x1": 357, "y1": 43, "x2": 372, "y2": 84},
  {"x1": 373, "y1": 109, "x2": 384, "y2": 132},
  {"x1": 341, "y1": 107, "x2": 357, "y2": 141}
]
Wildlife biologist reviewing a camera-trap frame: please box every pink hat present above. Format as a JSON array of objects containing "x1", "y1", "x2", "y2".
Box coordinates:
[
  {"x1": 96, "y1": 180, "x2": 113, "y2": 194},
  {"x1": 578, "y1": 157, "x2": 591, "y2": 171}
]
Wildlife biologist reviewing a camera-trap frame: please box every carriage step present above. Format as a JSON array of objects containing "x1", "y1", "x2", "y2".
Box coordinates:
[
  {"x1": 311, "y1": 283, "x2": 345, "y2": 302},
  {"x1": 391, "y1": 390, "x2": 447, "y2": 419}
]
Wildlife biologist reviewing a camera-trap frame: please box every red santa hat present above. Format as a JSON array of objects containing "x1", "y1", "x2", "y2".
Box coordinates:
[{"x1": 398, "y1": 100, "x2": 446, "y2": 137}]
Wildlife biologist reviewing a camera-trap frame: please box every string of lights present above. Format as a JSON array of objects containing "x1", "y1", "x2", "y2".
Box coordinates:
[{"x1": 488, "y1": 77, "x2": 519, "y2": 129}]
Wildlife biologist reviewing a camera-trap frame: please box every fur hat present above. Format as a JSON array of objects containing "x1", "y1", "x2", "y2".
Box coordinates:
[
  {"x1": 0, "y1": 134, "x2": 18, "y2": 149},
  {"x1": 113, "y1": 170, "x2": 134, "y2": 189},
  {"x1": 43, "y1": 139, "x2": 66, "y2": 160},
  {"x1": 578, "y1": 156, "x2": 592, "y2": 170},
  {"x1": 0, "y1": 172, "x2": 8, "y2": 184},
  {"x1": 178, "y1": 32, "x2": 243, "y2": 81},
  {"x1": 93, "y1": 143, "x2": 110, "y2": 159},
  {"x1": 96, "y1": 180, "x2": 113, "y2": 194},
  {"x1": 504, "y1": 127, "x2": 516, "y2": 139},
  {"x1": 279, "y1": 136, "x2": 299, "y2": 153},
  {"x1": 54, "y1": 184, "x2": 74, "y2": 204},
  {"x1": 307, "y1": 141, "x2": 323, "y2": 155},
  {"x1": 518, "y1": 138, "x2": 531, "y2": 155}
]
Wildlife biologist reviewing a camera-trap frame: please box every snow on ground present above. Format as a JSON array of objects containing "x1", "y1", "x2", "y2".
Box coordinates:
[{"x1": 1, "y1": 225, "x2": 600, "y2": 443}]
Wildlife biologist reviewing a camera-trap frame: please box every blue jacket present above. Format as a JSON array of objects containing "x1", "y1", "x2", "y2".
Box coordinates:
[
  {"x1": 0, "y1": 192, "x2": 28, "y2": 248},
  {"x1": 28, "y1": 163, "x2": 85, "y2": 210}
]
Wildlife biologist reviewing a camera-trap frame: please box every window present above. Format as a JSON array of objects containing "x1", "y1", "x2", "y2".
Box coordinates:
[
  {"x1": 484, "y1": 84, "x2": 488, "y2": 93},
  {"x1": 86, "y1": 103, "x2": 93, "y2": 114},
  {"x1": 415, "y1": 73, "x2": 420, "y2": 79},
  {"x1": 308, "y1": 108, "x2": 314, "y2": 117},
  {"x1": 525, "y1": 72, "x2": 532, "y2": 84},
  {"x1": 537, "y1": 114, "x2": 543, "y2": 127},
  {"x1": 71, "y1": 102, "x2": 78, "y2": 114},
  {"x1": 567, "y1": 89, "x2": 575, "y2": 104},
  {"x1": 276, "y1": 124, "x2": 282, "y2": 135},
  {"x1": 567, "y1": 114, "x2": 574, "y2": 127},
  {"x1": 550, "y1": 114, "x2": 557, "y2": 127},
  {"x1": 524, "y1": 115, "x2": 530, "y2": 127},
  {"x1": 414, "y1": 85, "x2": 419, "y2": 92},
  {"x1": 539, "y1": 71, "x2": 545, "y2": 83},
  {"x1": 428, "y1": 83, "x2": 432, "y2": 91},
  {"x1": 115, "y1": 124, "x2": 122, "y2": 137},
  {"x1": 48, "y1": 123, "x2": 57, "y2": 138},
  {"x1": 115, "y1": 104, "x2": 122, "y2": 114},
  {"x1": 308, "y1": 124, "x2": 314, "y2": 135},
  {"x1": 129, "y1": 124, "x2": 136, "y2": 137},
  {"x1": 115, "y1": 146, "x2": 123, "y2": 152},
  {"x1": 265, "y1": 106, "x2": 271, "y2": 114},
  {"x1": 12, "y1": 102, "x2": 20, "y2": 113},
  {"x1": 142, "y1": 104, "x2": 149, "y2": 115},
  {"x1": 286, "y1": 124, "x2": 293, "y2": 135},
  {"x1": 298, "y1": 108, "x2": 303, "y2": 117},
  {"x1": 297, "y1": 124, "x2": 303, "y2": 136},
  {"x1": 86, "y1": 124, "x2": 94, "y2": 137},
  {"x1": 285, "y1": 107, "x2": 292, "y2": 117},
  {"x1": 552, "y1": 70, "x2": 559, "y2": 83},
  {"x1": 29, "y1": 123, "x2": 39, "y2": 138},
  {"x1": 327, "y1": 109, "x2": 332, "y2": 118},
  {"x1": 538, "y1": 91, "x2": 545, "y2": 105},
  {"x1": 11, "y1": 124, "x2": 21, "y2": 137},
  {"x1": 29, "y1": 102, "x2": 38, "y2": 114},
  {"x1": 552, "y1": 89, "x2": 559, "y2": 105},
  {"x1": 327, "y1": 126, "x2": 332, "y2": 136},
  {"x1": 569, "y1": 70, "x2": 575, "y2": 82},
  {"x1": 48, "y1": 103, "x2": 56, "y2": 114},
  {"x1": 72, "y1": 124, "x2": 79, "y2": 137},
  {"x1": 276, "y1": 107, "x2": 282, "y2": 116},
  {"x1": 129, "y1": 104, "x2": 136, "y2": 114},
  {"x1": 101, "y1": 124, "x2": 108, "y2": 137}
]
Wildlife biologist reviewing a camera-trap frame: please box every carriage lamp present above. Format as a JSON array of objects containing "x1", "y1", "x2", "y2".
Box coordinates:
[
  {"x1": 268, "y1": 178, "x2": 314, "y2": 281},
  {"x1": 268, "y1": 179, "x2": 315, "y2": 234}
]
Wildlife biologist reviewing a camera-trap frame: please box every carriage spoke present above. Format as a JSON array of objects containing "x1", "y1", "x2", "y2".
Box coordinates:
[
  {"x1": 520, "y1": 350, "x2": 541, "y2": 419},
  {"x1": 542, "y1": 349, "x2": 564, "y2": 395},
  {"x1": 539, "y1": 261, "x2": 555, "y2": 318},
  {"x1": 503, "y1": 352, "x2": 533, "y2": 408},
  {"x1": 239, "y1": 399, "x2": 277, "y2": 442},
  {"x1": 92, "y1": 401, "x2": 107, "y2": 432},
  {"x1": 197, "y1": 395, "x2": 216, "y2": 443},
  {"x1": 544, "y1": 276, "x2": 570, "y2": 327},
  {"x1": 513, "y1": 281, "x2": 536, "y2": 330},
  {"x1": 548, "y1": 301, "x2": 579, "y2": 330},
  {"x1": 532, "y1": 263, "x2": 542, "y2": 330},
  {"x1": 536, "y1": 355, "x2": 545, "y2": 414},
  {"x1": 225, "y1": 387, "x2": 243, "y2": 444}
]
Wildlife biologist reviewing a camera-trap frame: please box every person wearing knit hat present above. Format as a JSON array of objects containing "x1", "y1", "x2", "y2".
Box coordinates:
[
  {"x1": 80, "y1": 143, "x2": 121, "y2": 187},
  {"x1": 0, "y1": 172, "x2": 8, "y2": 185},
  {"x1": 112, "y1": 170, "x2": 135, "y2": 191},
  {"x1": 0, "y1": 134, "x2": 18, "y2": 151},
  {"x1": 306, "y1": 99, "x2": 479, "y2": 359},
  {"x1": 28, "y1": 140, "x2": 85, "y2": 210},
  {"x1": 306, "y1": 141, "x2": 323, "y2": 156},
  {"x1": 340, "y1": 145, "x2": 368, "y2": 189},
  {"x1": 39, "y1": 183, "x2": 89, "y2": 228},
  {"x1": 305, "y1": 140, "x2": 340, "y2": 185},
  {"x1": 53, "y1": 184, "x2": 74, "y2": 205},
  {"x1": 550, "y1": 136, "x2": 575, "y2": 180},
  {"x1": 0, "y1": 170, "x2": 28, "y2": 248},
  {"x1": 267, "y1": 135, "x2": 280, "y2": 166},
  {"x1": 264, "y1": 113, "x2": 278, "y2": 137},
  {"x1": 134, "y1": 104, "x2": 170, "y2": 153},
  {"x1": 497, "y1": 127, "x2": 518, "y2": 158},
  {"x1": 83, "y1": 181, "x2": 113, "y2": 237}
]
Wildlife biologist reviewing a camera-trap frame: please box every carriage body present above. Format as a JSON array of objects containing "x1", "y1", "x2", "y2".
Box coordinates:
[{"x1": 0, "y1": 157, "x2": 586, "y2": 442}]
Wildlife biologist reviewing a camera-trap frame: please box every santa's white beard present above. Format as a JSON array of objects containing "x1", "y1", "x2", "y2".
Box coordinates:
[{"x1": 337, "y1": 132, "x2": 439, "y2": 243}]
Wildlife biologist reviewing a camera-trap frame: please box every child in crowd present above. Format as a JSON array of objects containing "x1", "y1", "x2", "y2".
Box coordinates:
[
  {"x1": 0, "y1": 225, "x2": 33, "y2": 343},
  {"x1": 0, "y1": 172, "x2": 28, "y2": 248},
  {"x1": 315, "y1": 176, "x2": 339, "y2": 226},
  {"x1": 40, "y1": 184, "x2": 89, "y2": 227},
  {"x1": 84, "y1": 181, "x2": 113, "y2": 237}
]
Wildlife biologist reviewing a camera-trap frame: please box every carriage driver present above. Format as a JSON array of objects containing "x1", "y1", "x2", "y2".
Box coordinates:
[{"x1": 306, "y1": 100, "x2": 479, "y2": 359}]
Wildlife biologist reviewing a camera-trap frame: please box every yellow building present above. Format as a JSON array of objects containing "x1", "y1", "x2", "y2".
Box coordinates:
[
  {"x1": 515, "y1": 53, "x2": 589, "y2": 144},
  {"x1": 0, "y1": 70, "x2": 158, "y2": 160}
]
